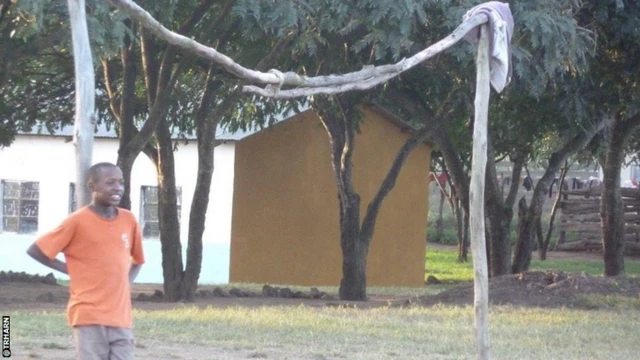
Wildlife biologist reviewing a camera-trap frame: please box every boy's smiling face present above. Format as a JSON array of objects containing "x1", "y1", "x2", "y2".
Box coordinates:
[{"x1": 88, "y1": 165, "x2": 124, "y2": 207}]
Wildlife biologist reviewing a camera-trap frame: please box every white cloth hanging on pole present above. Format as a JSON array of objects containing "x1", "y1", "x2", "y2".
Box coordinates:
[{"x1": 463, "y1": 2, "x2": 514, "y2": 93}]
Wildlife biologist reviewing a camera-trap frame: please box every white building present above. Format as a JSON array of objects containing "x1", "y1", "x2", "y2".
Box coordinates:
[{"x1": 0, "y1": 124, "x2": 249, "y2": 284}]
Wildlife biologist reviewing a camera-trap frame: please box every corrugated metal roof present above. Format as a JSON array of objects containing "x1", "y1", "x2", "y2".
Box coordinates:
[
  {"x1": 20, "y1": 122, "x2": 255, "y2": 142},
  {"x1": 18, "y1": 105, "x2": 305, "y2": 142},
  {"x1": 16, "y1": 103, "x2": 424, "y2": 143}
]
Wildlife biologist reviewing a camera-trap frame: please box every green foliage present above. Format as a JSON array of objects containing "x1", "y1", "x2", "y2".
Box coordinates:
[
  {"x1": 509, "y1": 1, "x2": 594, "y2": 95},
  {"x1": 86, "y1": 2, "x2": 132, "y2": 59},
  {"x1": 370, "y1": 0, "x2": 599, "y2": 180},
  {"x1": 217, "y1": 0, "x2": 437, "y2": 132},
  {"x1": 0, "y1": 0, "x2": 123, "y2": 147},
  {"x1": 560, "y1": 0, "x2": 640, "y2": 162},
  {"x1": 1, "y1": 0, "x2": 74, "y2": 146},
  {"x1": 427, "y1": 225, "x2": 459, "y2": 246}
]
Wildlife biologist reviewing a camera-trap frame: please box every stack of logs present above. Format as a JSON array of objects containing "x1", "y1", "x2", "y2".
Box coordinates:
[{"x1": 557, "y1": 186, "x2": 640, "y2": 255}]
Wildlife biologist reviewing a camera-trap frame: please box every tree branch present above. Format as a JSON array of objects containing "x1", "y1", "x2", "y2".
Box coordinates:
[
  {"x1": 101, "y1": 58, "x2": 121, "y2": 122},
  {"x1": 505, "y1": 155, "x2": 524, "y2": 207},
  {"x1": 0, "y1": 0, "x2": 12, "y2": 26},
  {"x1": 155, "y1": 0, "x2": 216, "y2": 98},
  {"x1": 120, "y1": 42, "x2": 137, "y2": 144},
  {"x1": 177, "y1": 0, "x2": 216, "y2": 35},
  {"x1": 361, "y1": 123, "x2": 435, "y2": 242},
  {"x1": 106, "y1": 0, "x2": 488, "y2": 97},
  {"x1": 527, "y1": 116, "x2": 609, "y2": 217},
  {"x1": 140, "y1": 29, "x2": 159, "y2": 107},
  {"x1": 621, "y1": 112, "x2": 640, "y2": 136},
  {"x1": 128, "y1": 58, "x2": 187, "y2": 154}
]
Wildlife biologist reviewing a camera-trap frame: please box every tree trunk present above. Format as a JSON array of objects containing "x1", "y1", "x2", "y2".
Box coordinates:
[
  {"x1": 116, "y1": 153, "x2": 136, "y2": 210},
  {"x1": 156, "y1": 119, "x2": 184, "y2": 301},
  {"x1": 182, "y1": 134, "x2": 215, "y2": 300},
  {"x1": 181, "y1": 36, "x2": 291, "y2": 301},
  {"x1": 513, "y1": 171, "x2": 551, "y2": 273},
  {"x1": 431, "y1": 128, "x2": 470, "y2": 216},
  {"x1": 511, "y1": 197, "x2": 531, "y2": 273},
  {"x1": 554, "y1": 183, "x2": 569, "y2": 249},
  {"x1": 428, "y1": 128, "x2": 472, "y2": 264},
  {"x1": 601, "y1": 114, "x2": 627, "y2": 276},
  {"x1": 67, "y1": 0, "x2": 95, "y2": 207},
  {"x1": 338, "y1": 193, "x2": 367, "y2": 300},
  {"x1": 183, "y1": 66, "x2": 228, "y2": 302},
  {"x1": 314, "y1": 95, "x2": 369, "y2": 301},
  {"x1": 542, "y1": 162, "x2": 569, "y2": 258},
  {"x1": 483, "y1": 145, "x2": 522, "y2": 277},
  {"x1": 182, "y1": 132, "x2": 211, "y2": 301},
  {"x1": 456, "y1": 200, "x2": 468, "y2": 262},
  {"x1": 463, "y1": 208, "x2": 470, "y2": 261},
  {"x1": 313, "y1": 96, "x2": 436, "y2": 300},
  {"x1": 485, "y1": 205, "x2": 511, "y2": 275},
  {"x1": 535, "y1": 216, "x2": 543, "y2": 254},
  {"x1": 115, "y1": 43, "x2": 137, "y2": 209},
  {"x1": 512, "y1": 119, "x2": 606, "y2": 272},
  {"x1": 436, "y1": 190, "x2": 445, "y2": 240}
]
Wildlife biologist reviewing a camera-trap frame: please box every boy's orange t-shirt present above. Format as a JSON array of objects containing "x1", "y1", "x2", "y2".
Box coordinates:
[{"x1": 35, "y1": 206, "x2": 145, "y2": 329}]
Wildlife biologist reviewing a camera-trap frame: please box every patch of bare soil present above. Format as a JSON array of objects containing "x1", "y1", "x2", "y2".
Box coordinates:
[
  {"x1": 2, "y1": 265, "x2": 640, "y2": 312},
  {"x1": 0, "y1": 271, "x2": 70, "y2": 311},
  {"x1": 0, "y1": 271, "x2": 412, "y2": 312},
  {"x1": 417, "y1": 270, "x2": 640, "y2": 309}
]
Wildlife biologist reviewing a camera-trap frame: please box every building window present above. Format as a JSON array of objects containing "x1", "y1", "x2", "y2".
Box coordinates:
[
  {"x1": 69, "y1": 183, "x2": 77, "y2": 213},
  {"x1": 140, "y1": 186, "x2": 181, "y2": 239},
  {"x1": 1, "y1": 180, "x2": 39, "y2": 234}
]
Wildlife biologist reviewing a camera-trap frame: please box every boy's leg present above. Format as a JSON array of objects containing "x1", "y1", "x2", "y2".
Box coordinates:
[
  {"x1": 73, "y1": 325, "x2": 109, "y2": 360},
  {"x1": 107, "y1": 327, "x2": 134, "y2": 360}
]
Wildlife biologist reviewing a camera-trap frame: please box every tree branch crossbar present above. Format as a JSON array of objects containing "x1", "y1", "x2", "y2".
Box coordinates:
[{"x1": 107, "y1": 0, "x2": 488, "y2": 99}]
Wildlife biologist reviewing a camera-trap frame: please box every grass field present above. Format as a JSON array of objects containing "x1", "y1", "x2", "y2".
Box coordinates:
[
  {"x1": 10, "y1": 304, "x2": 640, "y2": 359},
  {"x1": 9, "y1": 246, "x2": 640, "y2": 359},
  {"x1": 425, "y1": 247, "x2": 640, "y2": 282}
]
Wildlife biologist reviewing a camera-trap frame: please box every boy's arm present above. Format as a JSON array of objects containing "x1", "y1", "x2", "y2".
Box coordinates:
[
  {"x1": 129, "y1": 263, "x2": 142, "y2": 285},
  {"x1": 26, "y1": 243, "x2": 68, "y2": 275},
  {"x1": 129, "y1": 219, "x2": 145, "y2": 285}
]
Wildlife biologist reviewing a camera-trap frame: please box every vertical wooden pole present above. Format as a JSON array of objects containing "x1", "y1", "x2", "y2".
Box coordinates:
[
  {"x1": 470, "y1": 24, "x2": 491, "y2": 360},
  {"x1": 68, "y1": 0, "x2": 95, "y2": 207}
]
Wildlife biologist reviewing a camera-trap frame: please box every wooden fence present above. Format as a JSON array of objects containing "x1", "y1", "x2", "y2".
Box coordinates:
[{"x1": 556, "y1": 186, "x2": 640, "y2": 255}]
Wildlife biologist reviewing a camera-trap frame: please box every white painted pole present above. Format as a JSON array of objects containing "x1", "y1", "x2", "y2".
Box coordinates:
[
  {"x1": 470, "y1": 24, "x2": 491, "y2": 360},
  {"x1": 67, "y1": 0, "x2": 95, "y2": 207}
]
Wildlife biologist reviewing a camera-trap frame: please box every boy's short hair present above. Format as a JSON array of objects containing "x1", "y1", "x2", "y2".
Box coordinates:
[{"x1": 88, "y1": 162, "x2": 118, "y2": 182}]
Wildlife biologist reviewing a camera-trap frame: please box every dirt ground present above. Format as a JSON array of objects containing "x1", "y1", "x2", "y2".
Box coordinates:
[
  {"x1": 3, "y1": 249, "x2": 640, "y2": 359},
  {"x1": 1, "y1": 246, "x2": 639, "y2": 312},
  {"x1": 0, "y1": 277, "x2": 417, "y2": 312}
]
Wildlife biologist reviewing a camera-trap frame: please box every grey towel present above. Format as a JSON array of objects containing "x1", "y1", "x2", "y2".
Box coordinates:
[{"x1": 463, "y1": 1, "x2": 514, "y2": 93}]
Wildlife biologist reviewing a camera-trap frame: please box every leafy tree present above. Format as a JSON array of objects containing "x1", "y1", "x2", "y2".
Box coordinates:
[
  {"x1": 100, "y1": 0, "x2": 234, "y2": 301},
  {"x1": 0, "y1": 0, "x2": 76, "y2": 146},
  {"x1": 0, "y1": 0, "x2": 127, "y2": 146},
  {"x1": 376, "y1": 0, "x2": 596, "y2": 277},
  {"x1": 282, "y1": 0, "x2": 437, "y2": 300},
  {"x1": 574, "y1": 0, "x2": 640, "y2": 275},
  {"x1": 129, "y1": 0, "x2": 440, "y2": 301},
  {"x1": 101, "y1": 0, "x2": 305, "y2": 301}
]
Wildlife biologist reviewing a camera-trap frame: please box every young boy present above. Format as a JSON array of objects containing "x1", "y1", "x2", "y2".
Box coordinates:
[{"x1": 26, "y1": 162, "x2": 145, "y2": 360}]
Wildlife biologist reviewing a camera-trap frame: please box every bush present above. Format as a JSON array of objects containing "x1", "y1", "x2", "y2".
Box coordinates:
[{"x1": 427, "y1": 216, "x2": 459, "y2": 245}]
